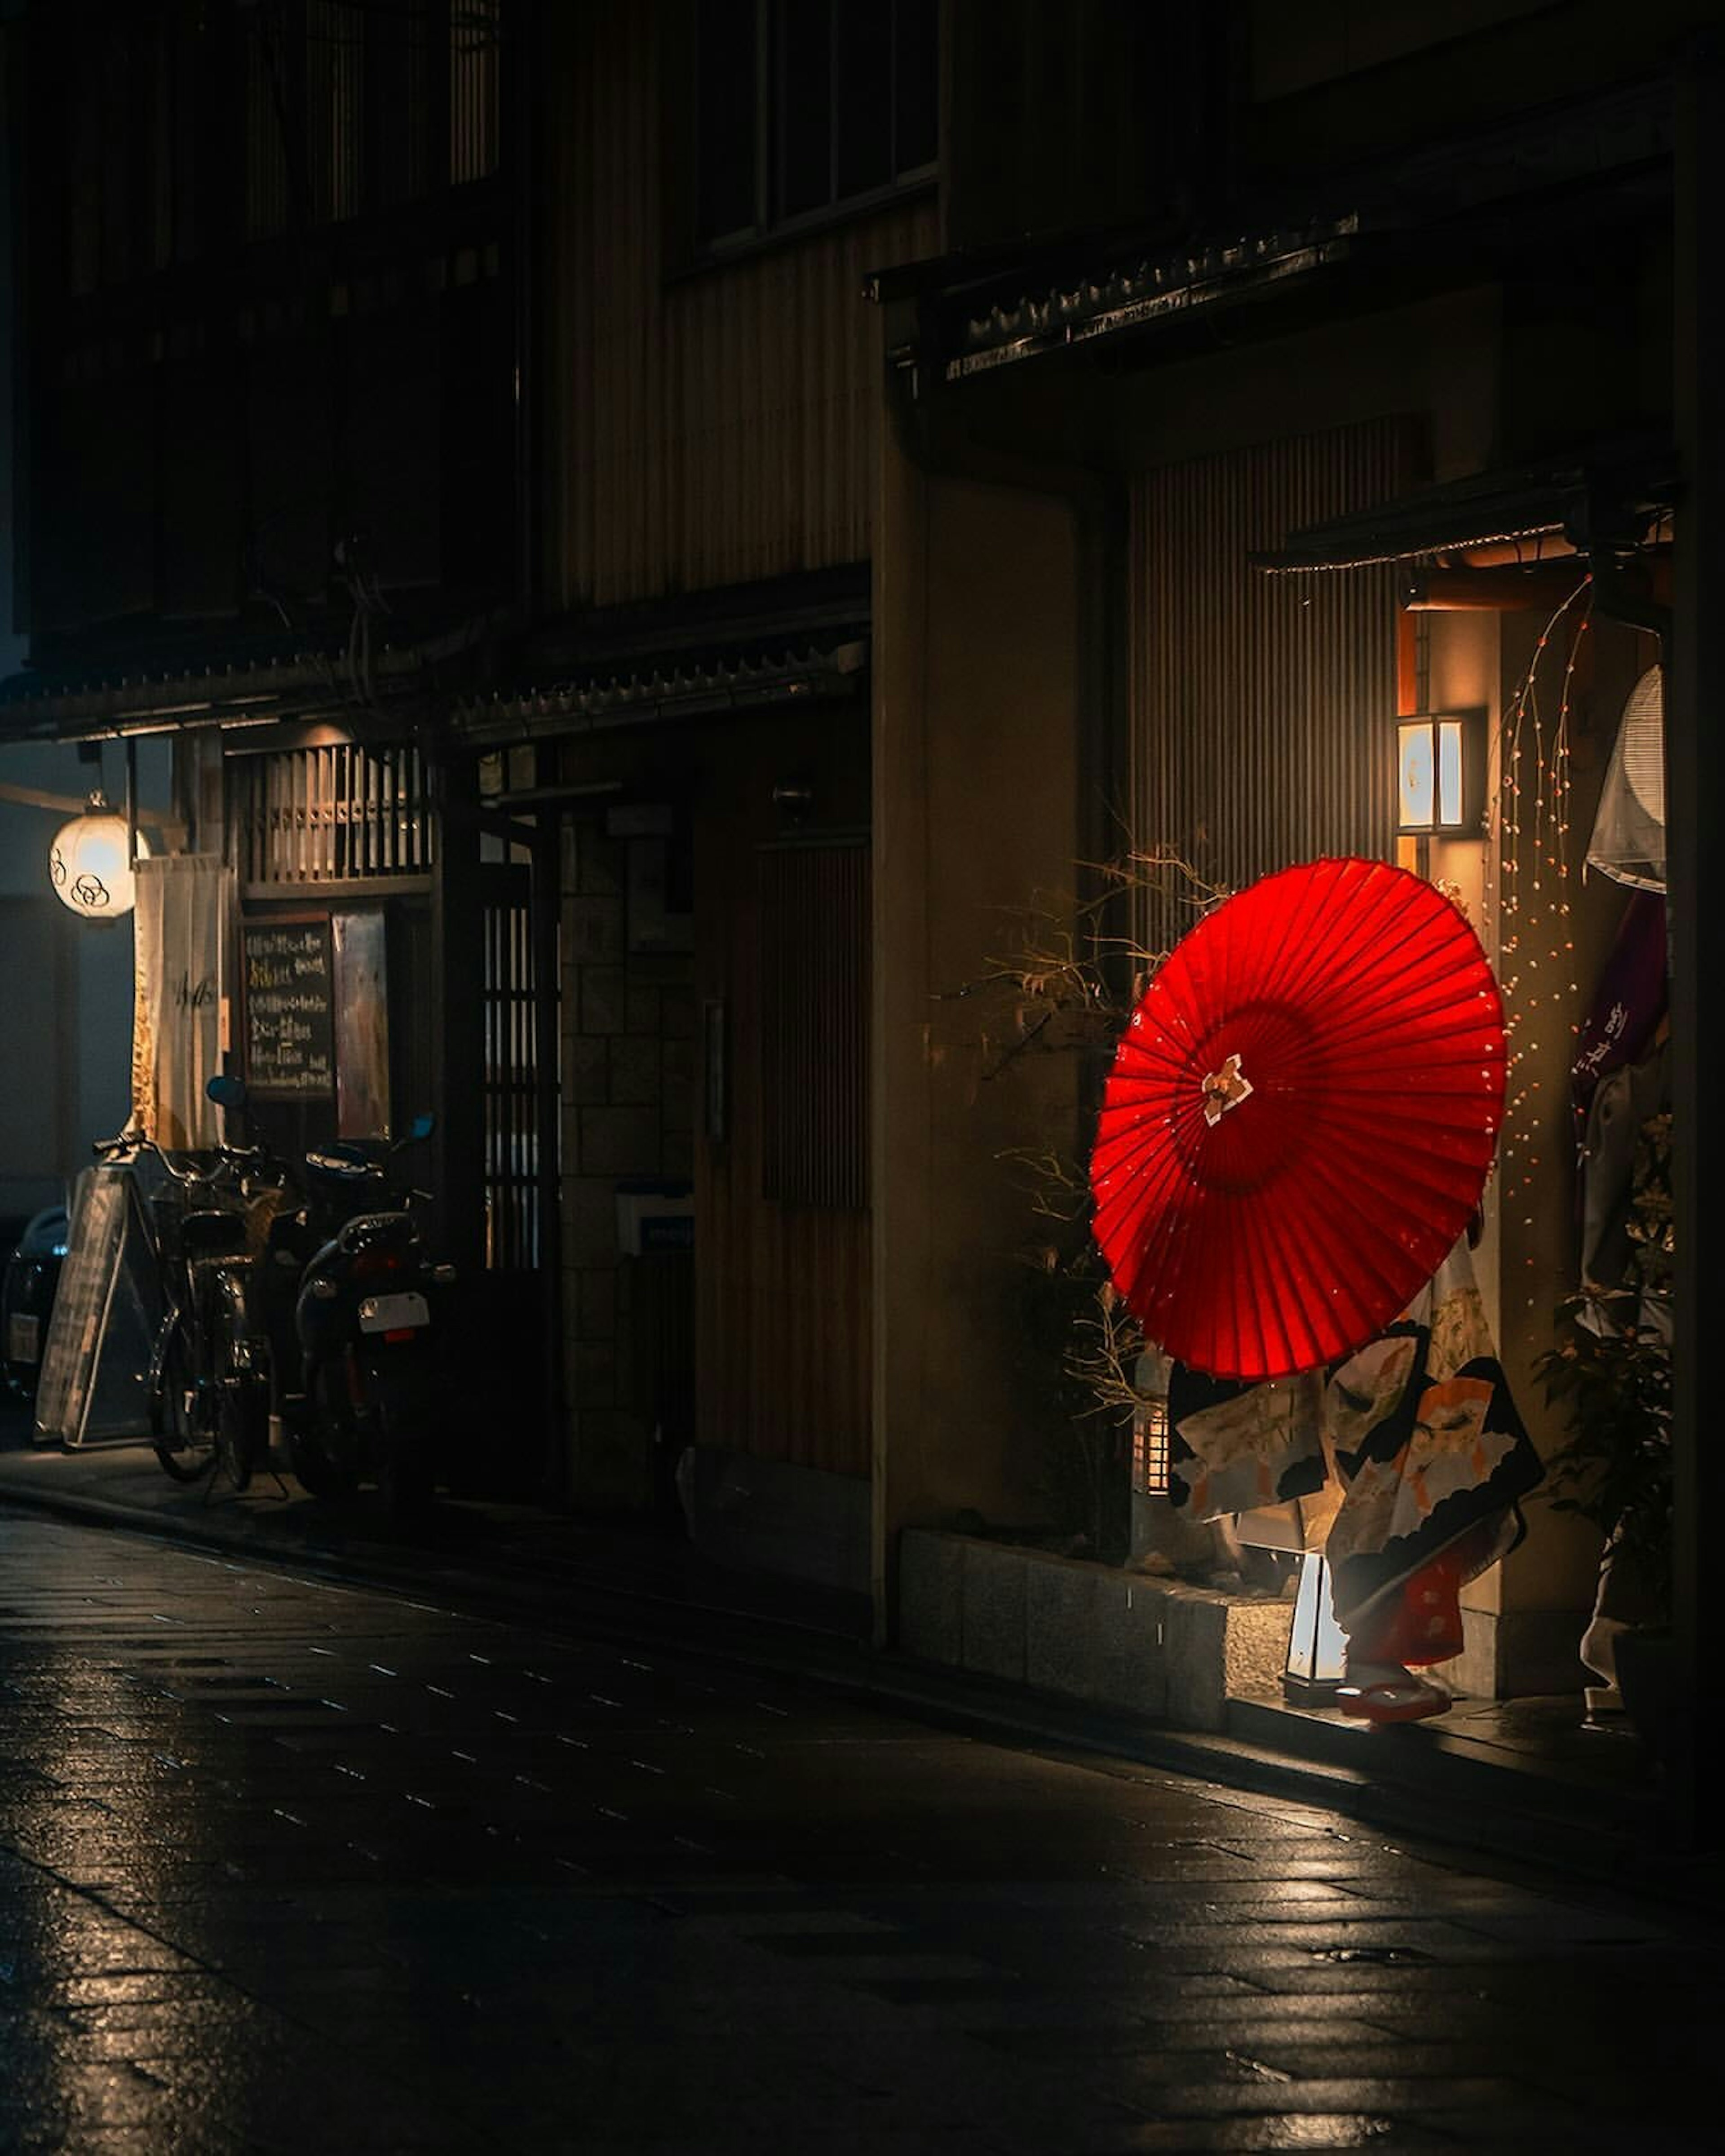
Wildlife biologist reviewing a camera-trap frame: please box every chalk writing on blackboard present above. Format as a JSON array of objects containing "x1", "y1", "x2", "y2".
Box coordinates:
[{"x1": 243, "y1": 918, "x2": 336, "y2": 1096}]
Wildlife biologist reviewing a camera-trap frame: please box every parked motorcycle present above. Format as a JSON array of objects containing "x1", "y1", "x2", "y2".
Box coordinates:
[
  {"x1": 205, "y1": 1076, "x2": 454, "y2": 1515},
  {"x1": 2, "y1": 1206, "x2": 68, "y2": 1405}
]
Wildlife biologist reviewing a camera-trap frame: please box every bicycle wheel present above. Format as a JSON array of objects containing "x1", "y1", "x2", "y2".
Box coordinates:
[
  {"x1": 215, "y1": 1373, "x2": 265, "y2": 1493},
  {"x1": 150, "y1": 1323, "x2": 213, "y2": 1483},
  {"x1": 288, "y1": 1423, "x2": 358, "y2": 1501},
  {"x1": 288, "y1": 1362, "x2": 359, "y2": 1501}
]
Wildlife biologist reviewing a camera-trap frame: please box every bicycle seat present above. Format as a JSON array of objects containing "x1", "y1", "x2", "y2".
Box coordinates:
[{"x1": 305, "y1": 1149, "x2": 376, "y2": 1182}]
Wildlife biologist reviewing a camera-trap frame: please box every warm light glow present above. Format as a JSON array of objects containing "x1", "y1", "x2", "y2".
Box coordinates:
[
  {"x1": 49, "y1": 794, "x2": 148, "y2": 921},
  {"x1": 1437, "y1": 718, "x2": 1463, "y2": 825},
  {"x1": 1286, "y1": 1551, "x2": 1349, "y2": 1686},
  {"x1": 1397, "y1": 712, "x2": 1476, "y2": 834},
  {"x1": 1398, "y1": 718, "x2": 1435, "y2": 831}
]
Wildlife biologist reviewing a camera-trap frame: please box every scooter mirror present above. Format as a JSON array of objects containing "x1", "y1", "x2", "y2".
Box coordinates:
[
  {"x1": 409, "y1": 1112, "x2": 435, "y2": 1142},
  {"x1": 207, "y1": 1074, "x2": 248, "y2": 1110}
]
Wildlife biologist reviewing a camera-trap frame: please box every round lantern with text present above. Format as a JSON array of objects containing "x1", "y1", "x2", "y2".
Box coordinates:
[{"x1": 49, "y1": 794, "x2": 148, "y2": 921}]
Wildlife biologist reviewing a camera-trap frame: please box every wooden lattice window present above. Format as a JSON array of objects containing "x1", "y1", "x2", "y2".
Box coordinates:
[
  {"x1": 450, "y1": 0, "x2": 502, "y2": 185},
  {"x1": 759, "y1": 841, "x2": 868, "y2": 1209},
  {"x1": 482, "y1": 867, "x2": 540, "y2": 1269},
  {"x1": 236, "y1": 745, "x2": 434, "y2": 887}
]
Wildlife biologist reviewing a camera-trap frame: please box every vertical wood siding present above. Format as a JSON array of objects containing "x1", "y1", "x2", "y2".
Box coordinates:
[
  {"x1": 1129, "y1": 419, "x2": 1419, "y2": 952},
  {"x1": 450, "y1": 0, "x2": 502, "y2": 186},
  {"x1": 759, "y1": 842, "x2": 869, "y2": 1211},
  {"x1": 542, "y1": 2, "x2": 938, "y2": 608},
  {"x1": 694, "y1": 723, "x2": 872, "y2": 1480}
]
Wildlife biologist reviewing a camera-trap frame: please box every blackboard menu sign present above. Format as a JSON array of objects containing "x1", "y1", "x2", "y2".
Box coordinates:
[{"x1": 243, "y1": 916, "x2": 336, "y2": 1096}]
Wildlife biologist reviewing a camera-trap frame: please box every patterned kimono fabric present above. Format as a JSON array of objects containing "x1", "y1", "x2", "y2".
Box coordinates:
[{"x1": 1168, "y1": 1239, "x2": 1544, "y2": 1665}]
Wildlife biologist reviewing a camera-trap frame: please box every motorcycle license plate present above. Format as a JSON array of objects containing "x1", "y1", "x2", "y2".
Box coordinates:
[
  {"x1": 358, "y1": 1291, "x2": 430, "y2": 1337},
  {"x1": 7, "y1": 1313, "x2": 40, "y2": 1364}
]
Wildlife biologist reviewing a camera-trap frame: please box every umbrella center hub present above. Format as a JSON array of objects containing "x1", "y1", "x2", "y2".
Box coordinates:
[{"x1": 1200, "y1": 1052, "x2": 1254, "y2": 1127}]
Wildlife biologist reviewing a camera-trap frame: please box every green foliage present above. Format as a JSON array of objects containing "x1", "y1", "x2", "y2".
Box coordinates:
[
  {"x1": 1534, "y1": 1293, "x2": 1672, "y2": 1618},
  {"x1": 1007, "y1": 1235, "x2": 1132, "y2": 1559}
]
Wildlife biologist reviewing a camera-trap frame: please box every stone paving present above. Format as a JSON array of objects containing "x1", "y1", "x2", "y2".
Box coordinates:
[{"x1": 0, "y1": 1506, "x2": 1714, "y2": 2152}]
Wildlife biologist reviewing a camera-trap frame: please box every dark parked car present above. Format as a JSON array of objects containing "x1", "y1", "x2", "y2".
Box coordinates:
[{"x1": 3, "y1": 1207, "x2": 68, "y2": 1404}]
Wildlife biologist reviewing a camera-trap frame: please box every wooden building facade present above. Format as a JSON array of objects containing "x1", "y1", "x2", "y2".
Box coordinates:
[
  {"x1": 452, "y1": 0, "x2": 940, "y2": 1564},
  {"x1": 2, "y1": 0, "x2": 539, "y2": 1478},
  {"x1": 865, "y1": 0, "x2": 1715, "y2": 1807}
]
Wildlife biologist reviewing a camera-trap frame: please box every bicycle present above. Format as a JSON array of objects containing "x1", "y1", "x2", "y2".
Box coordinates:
[{"x1": 95, "y1": 1133, "x2": 274, "y2": 1489}]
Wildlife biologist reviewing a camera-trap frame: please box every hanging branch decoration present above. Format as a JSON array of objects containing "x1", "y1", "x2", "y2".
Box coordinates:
[
  {"x1": 1490, "y1": 576, "x2": 1592, "y2": 1308},
  {"x1": 941, "y1": 847, "x2": 1228, "y2": 1548},
  {"x1": 951, "y1": 847, "x2": 1230, "y2": 1090}
]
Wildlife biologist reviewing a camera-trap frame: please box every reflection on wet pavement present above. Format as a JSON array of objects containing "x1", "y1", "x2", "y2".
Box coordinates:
[{"x1": 0, "y1": 1509, "x2": 1716, "y2": 2151}]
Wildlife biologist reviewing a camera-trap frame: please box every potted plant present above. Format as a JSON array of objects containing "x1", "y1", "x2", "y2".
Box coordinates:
[{"x1": 1535, "y1": 1289, "x2": 1673, "y2": 1759}]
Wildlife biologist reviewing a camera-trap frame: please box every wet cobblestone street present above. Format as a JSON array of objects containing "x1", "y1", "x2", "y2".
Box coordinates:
[{"x1": 0, "y1": 1509, "x2": 1713, "y2": 2152}]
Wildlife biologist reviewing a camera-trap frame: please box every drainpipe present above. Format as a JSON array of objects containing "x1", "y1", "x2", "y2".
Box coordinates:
[{"x1": 1666, "y1": 36, "x2": 1722, "y2": 1847}]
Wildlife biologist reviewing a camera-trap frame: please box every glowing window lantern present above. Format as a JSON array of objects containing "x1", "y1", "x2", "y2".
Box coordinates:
[
  {"x1": 1131, "y1": 1346, "x2": 1172, "y2": 1496},
  {"x1": 49, "y1": 793, "x2": 148, "y2": 921},
  {"x1": 1283, "y1": 1550, "x2": 1350, "y2": 1705},
  {"x1": 1396, "y1": 711, "x2": 1483, "y2": 836}
]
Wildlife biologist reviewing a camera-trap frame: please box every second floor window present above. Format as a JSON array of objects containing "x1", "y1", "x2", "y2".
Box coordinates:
[
  {"x1": 243, "y1": 0, "x2": 498, "y2": 243},
  {"x1": 694, "y1": 0, "x2": 937, "y2": 252}
]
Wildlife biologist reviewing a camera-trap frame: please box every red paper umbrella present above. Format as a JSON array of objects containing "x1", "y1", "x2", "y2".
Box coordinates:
[{"x1": 1090, "y1": 857, "x2": 1507, "y2": 1381}]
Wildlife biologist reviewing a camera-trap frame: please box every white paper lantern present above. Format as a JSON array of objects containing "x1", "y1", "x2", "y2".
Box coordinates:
[
  {"x1": 49, "y1": 793, "x2": 149, "y2": 921},
  {"x1": 1587, "y1": 664, "x2": 1666, "y2": 892}
]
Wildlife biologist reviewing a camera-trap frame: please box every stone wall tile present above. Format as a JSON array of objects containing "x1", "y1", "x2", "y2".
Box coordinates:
[
  {"x1": 580, "y1": 967, "x2": 627, "y2": 1035},
  {"x1": 579, "y1": 1103, "x2": 658, "y2": 1177},
  {"x1": 960, "y1": 1541, "x2": 1026, "y2": 1684},
  {"x1": 566, "y1": 895, "x2": 624, "y2": 964},
  {"x1": 564, "y1": 1178, "x2": 619, "y2": 1267},
  {"x1": 609, "y1": 1038, "x2": 662, "y2": 1104},
  {"x1": 566, "y1": 1036, "x2": 608, "y2": 1104},
  {"x1": 898, "y1": 1531, "x2": 962, "y2": 1665},
  {"x1": 1025, "y1": 1555, "x2": 1101, "y2": 1701}
]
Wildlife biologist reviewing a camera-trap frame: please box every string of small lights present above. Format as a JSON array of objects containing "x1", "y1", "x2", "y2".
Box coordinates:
[{"x1": 1489, "y1": 575, "x2": 1592, "y2": 1304}]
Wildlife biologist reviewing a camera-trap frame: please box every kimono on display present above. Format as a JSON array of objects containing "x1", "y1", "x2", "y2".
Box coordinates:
[
  {"x1": 1572, "y1": 890, "x2": 1671, "y2": 1339},
  {"x1": 1166, "y1": 1236, "x2": 1544, "y2": 1721},
  {"x1": 1568, "y1": 889, "x2": 1673, "y2": 1713}
]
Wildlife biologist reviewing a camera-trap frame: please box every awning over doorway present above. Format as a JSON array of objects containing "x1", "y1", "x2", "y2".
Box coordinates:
[{"x1": 1252, "y1": 438, "x2": 1678, "y2": 575}]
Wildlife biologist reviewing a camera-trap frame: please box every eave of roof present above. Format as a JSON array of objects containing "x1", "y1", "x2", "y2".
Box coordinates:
[
  {"x1": 870, "y1": 76, "x2": 1672, "y2": 388},
  {"x1": 944, "y1": 220, "x2": 1357, "y2": 382},
  {"x1": 0, "y1": 611, "x2": 504, "y2": 742},
  {"x1": 452, "y1": 638, "x2": 868, "y2": 746}
]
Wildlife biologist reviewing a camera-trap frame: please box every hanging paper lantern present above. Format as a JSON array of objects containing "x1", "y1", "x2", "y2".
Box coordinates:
[
  {"x1": 49, "y1": 793, "x2": 149, "y2": 921},
  {"x1": 1586, "y1": 664, "x2": 1666, "y2": 892}
]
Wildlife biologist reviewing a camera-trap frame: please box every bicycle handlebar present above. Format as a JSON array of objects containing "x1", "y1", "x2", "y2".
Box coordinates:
[{"x1": 91, "y1": 1132, "x2": 253, "y2": 1191}]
